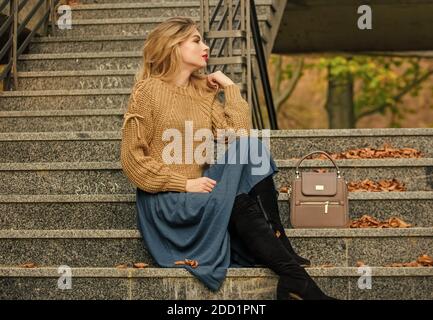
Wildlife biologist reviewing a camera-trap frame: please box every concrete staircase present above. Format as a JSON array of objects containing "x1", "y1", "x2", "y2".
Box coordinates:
[{"x1": 1, "y1": 0, "x2": 433, "y2": 300}]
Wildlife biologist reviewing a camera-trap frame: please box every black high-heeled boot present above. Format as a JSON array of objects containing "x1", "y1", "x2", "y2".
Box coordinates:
[
  {"x1": 248, "y1": 175, "x2": 311, "y2": 267},
  {"x1": 229, "y1": 194, "x2": 336, "y2": 300},
  {"x1": 277, "y1": 275, "x2": 339, "y2": 300}
]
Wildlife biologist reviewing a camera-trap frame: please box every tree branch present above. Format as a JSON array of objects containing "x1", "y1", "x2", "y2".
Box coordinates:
[
  {"x1": 356, "y1": 69, "x2": 433, "y2": 121},
  {"x1": 275, "y1": 58, "x2": 304, "y2": 113},
  {"x1": 274, "y1": 55, "x2": 283, "y2": 97}
]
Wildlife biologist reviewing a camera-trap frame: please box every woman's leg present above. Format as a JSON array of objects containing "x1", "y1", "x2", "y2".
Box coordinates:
[
  {"x1": 229, "y1": 193, "x2": 336, "y2": 300},
  {"x1": 248, "y1": 174, "x2": 311, "y2": 266}
]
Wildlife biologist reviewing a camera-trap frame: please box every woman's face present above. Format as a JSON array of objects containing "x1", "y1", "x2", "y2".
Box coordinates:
[{"x1": 178, "y1": 29, "x2": 210, "y2": 71}]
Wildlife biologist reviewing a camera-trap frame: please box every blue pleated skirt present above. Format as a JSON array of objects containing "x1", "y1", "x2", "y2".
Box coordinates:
[{"x1": 135, "y1": 136, "x2": 279, "y2": 292}]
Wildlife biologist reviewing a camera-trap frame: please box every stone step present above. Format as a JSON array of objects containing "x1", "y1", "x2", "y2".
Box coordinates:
[
  {"x1": 30, "y1": 35, "x2": 148, "y2": 54},
  {"x1": 0, "y1": 109, "x2": 124, "y2": 132},
  {"x1": 1, "y1": 128, "x2": 432, "y2": 161},
  {"x1": 1, "y1": 266, "x2": 432, "y2": 300},
  {"x1": 1, "y1": 192, "x2": 432, "y2": 230},
  {"x1": 270, "y1": 128, "x2": 433, "y2": 159},
  {"x1": 48, "y1": 16, "x2": 271, "y2": 38},
  {"x1": 66, "y1": 1, "x2": 273, "y2": 20},
  {"x1": 16, "y1": 71, "x2": 136, "y2": 91},
  {"x1": 15, "y1": 70, "x2": 247, "y2": 91},
  {"x1": 0, "y1": 228, "x2": 432, "y2": 268},
  {"x1": 0, "y1": 159, "x2": 431, "y2": 195},
  {"x1": 0, "y1": 83, "x2": 250, "y2": 111},
  {"x1": 0, "y1": 89, "x2": 132, "y2": 111},
  {"x1": 17, "y1": 51, "x2": 253, "y2": 72}
]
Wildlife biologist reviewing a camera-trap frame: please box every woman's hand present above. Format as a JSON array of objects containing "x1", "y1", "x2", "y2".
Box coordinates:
[
  {"x1": 206, "y1": 71, "x2": 235, "y2": 89},
  {"x1": 186, "y1": 177, "x2": 217, "y2": 193}
]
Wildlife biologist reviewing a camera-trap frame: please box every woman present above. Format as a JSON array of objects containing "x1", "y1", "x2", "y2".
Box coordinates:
[{"x1": 120, "y1": 16, "x2": 335, "y2": 300}]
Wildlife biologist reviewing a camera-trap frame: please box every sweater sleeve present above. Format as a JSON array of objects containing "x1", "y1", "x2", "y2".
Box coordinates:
[
  {"x1": 120, "y1": 79, "x2": 188, "y2": 193},
  {"x1": 211, "y1": 83, "x2": 252, "y2": 139}
]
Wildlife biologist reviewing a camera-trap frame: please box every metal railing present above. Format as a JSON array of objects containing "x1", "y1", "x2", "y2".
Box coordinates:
[
  {"x1": 0, "y1": 0, "x2": 60, "y2": 91},
  {"x1": 200, "y1": 0, "x2": 278, "y2": 129}
]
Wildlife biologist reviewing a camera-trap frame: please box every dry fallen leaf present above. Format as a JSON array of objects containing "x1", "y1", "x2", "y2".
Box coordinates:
[
  {"x1": 356, "y1": 261, "x2": 365, "y2": 267},
  {"x1": 279, "y1": 186, "x2": 289, "y2": 193},
  {"x1": 385, "y1": 254, "x2": 433, "y2": 267},
  {"x1": 417, "y1": 254, "x2": 433, "y2": 266},
  {"x1": 350, "y1": 215, "x2": 411, "y2": 228},
  {"x1": 115, "y1": 264, "x2": 129, "y2": 269},
  {"x1": 388, "y1": 217, "x2": 411, "y2": 228},
  {"x1": 20, "y1": 263, "x2": 36, "y2": 268},
  {"x1": 174, "y1": 259, "x2": 199, "y2": 269},
  {"x1": 301, "y1": 143, "x2": 422, "y2": 160},
  {"x1": 133, "y1": 262, "x2": 149, "y2": 269},
  {"x1": 347, "y1": 178, "x2": 406, "y2": 192}
]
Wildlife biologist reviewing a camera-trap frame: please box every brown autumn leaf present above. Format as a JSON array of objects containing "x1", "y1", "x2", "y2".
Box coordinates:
[
  {"x1": 20, "y1": 262, "x2": 37, "y2": 268},
  {"x1": 350, "y1": 215, "x2": 411, "y2": 228},
  {"x1": 115, "y1": 264, "x2": 129, "y2": 269},
  {"x1": 347, "y1": 178, "x2": 406, "y2": 192},
  {"x1": 385, "y1": 255, "x2": 433, "y2": 267},
  {"x1": 388, "y1": 217, "x2": 412, "y2": 228},
  {"x1": 386, "y1": 261, "x2": 419, "y2": 267},
  {"x1": 306, "y1": 143, "x2": 422, "y2": 160},
  {"x1": 356, "y1": 261, "x2": 365, "y2": 267},
  {"x1": 133, "y1": 262, "x2": 149, "y2": 269},
  {"x1": 386, "y1": 262, "x2": 408, "y2": 267},
  {"x1": 405, "y1": 262, "x2": 417, "y2": 267},
  {"x1": 279, "y1": 187, "x2": 289, "y2": 193},
  {"x1": 417, "y1": 254, "x2": 433, "y2": 266},
  {"x1": 174, "y1": 259, "x2": 199, "y2": 269}
]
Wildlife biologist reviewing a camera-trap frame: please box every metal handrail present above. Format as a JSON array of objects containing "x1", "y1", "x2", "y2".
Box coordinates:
[
  {"x1": 250, "y1": 0, "x2": 277, "y2": 129},
  {"x1": 0, "y1": 0, "x2": 60, "y2": 91},
  {"x1": 201, "y1": 0, "x2": 278, "y2": 129}
]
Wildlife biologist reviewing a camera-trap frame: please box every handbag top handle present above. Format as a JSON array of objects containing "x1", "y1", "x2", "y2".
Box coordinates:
[{"x1": 295, "y1": 150, "x2": 341, "y2": 178}]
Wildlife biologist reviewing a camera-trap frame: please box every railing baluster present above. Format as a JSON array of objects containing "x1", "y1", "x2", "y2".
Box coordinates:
[
  {"x1": 203, "y1": 0, "x2": 277, "y2": 128},
  {"x1": 12, "y1": 0, "x2": 18, "y2": 89},
  {"x1": 0, "y1": 0, "x2": 60, "y2": 90}
]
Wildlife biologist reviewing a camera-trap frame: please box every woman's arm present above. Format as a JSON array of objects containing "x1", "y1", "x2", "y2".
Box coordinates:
[
  {"x1": 120, "y1": 79, "x2": 188, "y2": 193},
  {"x1": 211, "y1": 83, "x2": 252, "y2": 138}
]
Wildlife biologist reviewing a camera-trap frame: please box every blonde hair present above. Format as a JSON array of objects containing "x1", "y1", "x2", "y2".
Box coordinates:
[{"x1": 135, "y1": 16, "x2": 214, "y2": 98}]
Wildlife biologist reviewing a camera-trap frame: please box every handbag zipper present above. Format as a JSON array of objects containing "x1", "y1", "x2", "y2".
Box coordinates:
[{"x1": 298, "y1": 201, "x2": 340, "y2": 214}]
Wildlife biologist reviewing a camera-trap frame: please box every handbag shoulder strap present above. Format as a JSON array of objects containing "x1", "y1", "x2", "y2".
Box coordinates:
[{"x1": 295, "y1": 150, "x2": 341, "y2": 178}]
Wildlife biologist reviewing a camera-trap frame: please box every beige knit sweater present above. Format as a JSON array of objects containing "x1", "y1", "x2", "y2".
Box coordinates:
[{"x1": 120, "y1": 77, "x2": 252, "y2": 194}]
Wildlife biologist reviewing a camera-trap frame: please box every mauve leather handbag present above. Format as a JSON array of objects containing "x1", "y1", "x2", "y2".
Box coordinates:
[{"x1": 289, "y1": 151, "x2": 349, "y2": 228}]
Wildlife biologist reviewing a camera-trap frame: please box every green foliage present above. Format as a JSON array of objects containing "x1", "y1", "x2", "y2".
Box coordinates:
[{"x1": 317, "y1": 56, "x2": 431, "y2": 126}]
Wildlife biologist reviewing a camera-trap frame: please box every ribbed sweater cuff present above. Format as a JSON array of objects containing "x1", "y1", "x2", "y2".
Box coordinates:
[
  {"x1": 166, "y1": 172, "x2": 188, "y2": 192},
  {"x1": 224, "y1": 84, "x2": 243, "y2": 103}
]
